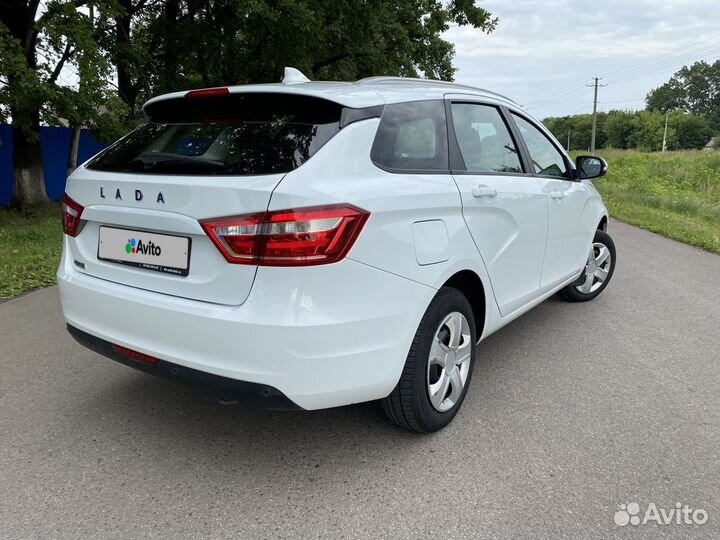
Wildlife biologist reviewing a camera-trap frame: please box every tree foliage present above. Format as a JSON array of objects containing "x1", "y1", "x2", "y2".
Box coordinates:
[
  {"x1": 646, "y1": 60, "x2": 720, "y2": 131},
  {"x1": 0, "y1": 1, "x2": 128, "y2": 140},
  {"x1": 628, "y1": 110, "x2": 671, "y2": 152},
  {"x1": 1, "y1": 0, "x2": 129, "y2": 205},
  {"x1": 545, "y1": 59, "x2": 720, "y2": 155},
  {"x1": 670, "y1": 111, "x2": 714, "y2": 150},
  {"x1": 603, "y1": 110, "x2": 635, "y2": 149},
  {"x1": 0, "y1": 0, "x2": 497, "y2": 207},
  {"x1": 543, "y1": 113, "x2": 606, "y2": 151},
  {"x1": 120, "y1": 0, "x2": 497, "y2": 116},
  {"x1": 544, "y1": 109, "x2": 712, "y2": 152}
]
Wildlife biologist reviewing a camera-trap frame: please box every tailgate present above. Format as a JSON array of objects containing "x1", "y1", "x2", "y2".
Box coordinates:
[{"x1": 64, "y1": 167, "x2": 284, "y2": 305}]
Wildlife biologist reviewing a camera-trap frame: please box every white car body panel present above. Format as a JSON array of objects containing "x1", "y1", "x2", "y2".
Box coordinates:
[
  {"x1": 58, "y1": 75, "x2": 609, "y2": 410},
  {"x1": 64, "y1": 167, "x2": 285, "y2": 305},
  {"x1": 540, "y1": 177, "x2": 597, "y2": 289},
  {"x1": 266, "y1": 118, "x2": 504, "y2": 340},
  {"x1": 59, "y1": 246, "x2": 435, "y2": 410},
  {"x1": 453, "y1": 172, "x2": 549, "y2": 317}
]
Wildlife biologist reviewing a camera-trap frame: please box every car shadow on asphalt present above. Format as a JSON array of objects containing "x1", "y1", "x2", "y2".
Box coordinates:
[{"x1": 71, "y1": 293, "x2": 593, "y2": 465}]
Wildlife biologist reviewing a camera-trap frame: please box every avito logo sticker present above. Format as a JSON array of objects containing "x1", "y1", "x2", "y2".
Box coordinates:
[{"x1": 125, "y1": 238, "x2": 162, "y2": 256}]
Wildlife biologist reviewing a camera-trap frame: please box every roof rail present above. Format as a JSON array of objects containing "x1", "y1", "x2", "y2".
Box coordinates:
[{"x1": 354, "y1": 76, "x2": 517, "y2": 104}]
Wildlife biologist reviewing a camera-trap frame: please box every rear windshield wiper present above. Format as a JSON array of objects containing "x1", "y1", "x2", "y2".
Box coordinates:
[{"x1": 129, "y1": 152, "x2": 226, "y2": 172}]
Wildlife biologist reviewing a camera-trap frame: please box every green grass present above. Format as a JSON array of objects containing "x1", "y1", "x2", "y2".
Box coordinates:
[
  {"x1": 1, "y1": 150, "x2": 719, "y2": 300},
  {"x1": 0, "y1": 203, "x2": 63, "y2": 299},
  {"x1": 594, "y1": 149, "x2": 720, "y2": 254}
]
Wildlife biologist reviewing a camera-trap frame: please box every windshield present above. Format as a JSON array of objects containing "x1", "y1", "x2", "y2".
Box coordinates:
[{"x1": 87, "y1": 93, "x2": 342, "y2": 175}]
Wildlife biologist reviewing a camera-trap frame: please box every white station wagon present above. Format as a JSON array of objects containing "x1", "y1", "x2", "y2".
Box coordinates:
[{"x1": 59, "y1": 68, "x2": 615, "y2": 432}]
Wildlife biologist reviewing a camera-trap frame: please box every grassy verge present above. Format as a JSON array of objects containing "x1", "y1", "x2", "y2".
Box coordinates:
[
  {"x1": 595, "y1": 150, "x2": 720, "y2": 254},
  {"x1": 1, "y1": 150, "x2": 718, "y2": 300},
  {"x1": 0, "y1": 203, "x2": 62, "y2": 299}
]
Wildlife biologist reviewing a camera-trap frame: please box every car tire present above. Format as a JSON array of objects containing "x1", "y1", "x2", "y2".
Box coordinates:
[
  {"x1": 382, "y1": 287, "x2": 477, "y2": 433},
  {"x1": 558, "y1": 229, "x2": 616, "y2": 302}
]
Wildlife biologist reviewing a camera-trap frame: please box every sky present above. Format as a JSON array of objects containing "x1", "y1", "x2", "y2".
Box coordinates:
[{"x1": 443, "y1": 0, "x2": 720, "y2": 120}]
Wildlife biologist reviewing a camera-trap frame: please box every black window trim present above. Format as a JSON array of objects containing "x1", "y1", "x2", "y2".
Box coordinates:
[
  {"x1": 507, "y1": 108, "x2": 579, "y2": 182},
  {"x1": 340, "y1": 105, "x2": 385, "y2": 129},
  {"x1": 445, "y1": 99, "x2": 530, "y2": 177}
]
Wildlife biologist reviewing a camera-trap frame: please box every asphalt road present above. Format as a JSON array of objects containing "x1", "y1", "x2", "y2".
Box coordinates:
[{"x1": 1, "y1": 219, "x2": 719, "y2": 540}]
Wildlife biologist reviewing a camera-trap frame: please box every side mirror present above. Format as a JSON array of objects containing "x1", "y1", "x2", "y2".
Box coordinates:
[{"x1": 575, "y1": 155, "x2": 608, "y2": 180}]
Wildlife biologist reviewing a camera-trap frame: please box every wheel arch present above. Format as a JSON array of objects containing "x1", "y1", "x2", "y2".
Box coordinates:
[
  {"x1": 598, "y1": 215, "x2": 608, "y2": 231},
  {"x1": 442, "y1": 270, "x2": 486, "y2": 341}
]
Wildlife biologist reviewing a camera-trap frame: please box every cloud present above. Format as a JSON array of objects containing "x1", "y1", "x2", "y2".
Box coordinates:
[{"x1": 444, "y1": 0, "x2": 720, "y2": 119}]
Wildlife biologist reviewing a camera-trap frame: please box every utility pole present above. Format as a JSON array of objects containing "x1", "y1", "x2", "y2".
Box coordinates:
[
  {"x1": 587, "y1": 77, "x2": 607, "y2": 154},
  {"x1": 567, "y1": 130, "x2": 571, "y2": 151},
  {"x1": 662, "y1": 112, "x2": 669, "y2": 152}
]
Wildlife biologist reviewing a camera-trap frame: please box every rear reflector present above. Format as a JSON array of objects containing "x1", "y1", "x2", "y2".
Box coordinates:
[
  {"x1": 61, "y1": 194, "x2": 85, "y2": 237},
  {"x1": 112, "y1": 344, "x2": 160, "y2": 365},
  {"x1": 201, "y1": 204, "x2": 370, "y2": 266},
  {"x1": 185, "y1": 87, "x2": 230, "y2": 100}
]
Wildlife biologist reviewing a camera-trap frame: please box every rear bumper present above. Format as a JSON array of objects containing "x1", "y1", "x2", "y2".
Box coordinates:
[
  {"x1": 67, "y1": 324, "x2": 300, "y2": 410},
  {"x1": 58, "y1": 240, "x2": 435, "y2": 410}
]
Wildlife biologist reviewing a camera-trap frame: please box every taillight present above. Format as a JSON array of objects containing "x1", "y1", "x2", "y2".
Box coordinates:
[
  {"x1": 61, "y1": 194, "x2": 85, "y2": 237},
  {"x1": 201, "y1": 204, "x2": 370, "y2": 266},
  {"x1": 201, "y1": 213, "x2": 265, "y2": 265}
]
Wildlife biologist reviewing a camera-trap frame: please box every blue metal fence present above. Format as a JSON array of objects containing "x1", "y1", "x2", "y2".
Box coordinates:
[
  {"x1": 0, "y1": 125, "x2": 13, "y2": 207},
  {"x1": 0, "y1": 125, "x2": 107, "y2": 206}
]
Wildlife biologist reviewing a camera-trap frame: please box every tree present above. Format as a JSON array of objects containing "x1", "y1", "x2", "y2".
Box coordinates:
[
  {"x1": 0, "y1": 0, "x2": 126, "y2": 207},
  {"x1": 628, "y1": 110, "x2": 675, "y2": 152},
  {"x1": 543, "y1": 113, "x2": 605, "y2": 151},
  {"x1": 543, "y1": 116, "x2": 572, "y2": 149},
  {"x1": 603, "y1": 110, "x2": 635, "y2": 149},
  {"x1": 669, "y1": 110, "x2": 713, "y2": 150},
  {"x1": 91, "y1": 0, "x2": 156, "y2": 120},
  {"x1": 116, "y1": 0, "x2": 498, "y2": 116},
  {"x1": 646, "y1": 60, "x2": 720, "y2": 132},
  {"x1": 1, "y1": 0, "x2": 498, "y2": 207},
  {"x1": 545, "y1": 108, "x2": 711, "y2": 152},
  {"x1": 645, "y1": 82, "x2": 684, "y2": 113}
]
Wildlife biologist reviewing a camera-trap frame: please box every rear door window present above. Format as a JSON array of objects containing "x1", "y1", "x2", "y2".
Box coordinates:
[
  {"x1": 371, "y1": 100, "x2": 448, "y2": 171},
  {"x1": 87, "y1": 93, "x2": 342, "y2": 175}
]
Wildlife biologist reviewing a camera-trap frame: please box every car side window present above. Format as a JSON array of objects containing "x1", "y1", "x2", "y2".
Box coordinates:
[
  {"x1": 371, "y1": 100, "x2": 448, "y2": 171},
  {"x1": 450, "y1": 103, "x2": 522, "y2": 174},
  {"x1": 511, "y1": 113, "x2": 568, "y2": 178}
]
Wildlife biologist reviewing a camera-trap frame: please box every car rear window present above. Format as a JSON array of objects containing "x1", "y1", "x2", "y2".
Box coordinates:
[
  {"x1": 87, "y1": 93, "x2": 342, "y2": 175},
  {"x1": 370, "y1": 100, "x2": 448, "y2": 172}
]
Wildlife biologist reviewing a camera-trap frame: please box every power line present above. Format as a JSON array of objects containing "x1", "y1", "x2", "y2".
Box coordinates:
[
  {"x1": 528, "y1": 37, "x2": 720, "y2": 110},
  {"x1": 600, "y1": 38, "x2": 720, "y2": 79},
  {"x1": 524, "y1": 84, "x2": 593, "y2": 106},
  {"x1": 599, "y1": 98, "x2": 645, "y2": 105},
  {"x1": 606, "y1": 51, "x2": 720, "y2": 87},
  {"x1": 602, "y1": 45, "x2": 720, "y2": 82},
  {"x1": 605, "y1": 53, "x2": 720, "y2": 85}
]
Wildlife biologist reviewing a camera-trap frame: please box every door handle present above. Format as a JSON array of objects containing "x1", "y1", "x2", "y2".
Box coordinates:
[
  {"x1": 550, "y1": 191, "x2": 565, "y2": 200},
  {"x1": 472, "y1": 185, "x2": 497, "y2": 198}
]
